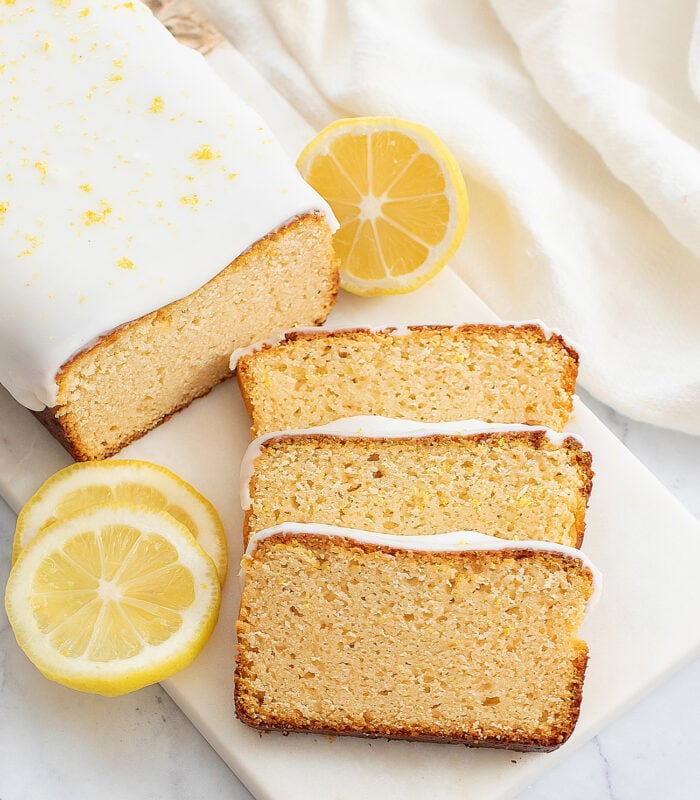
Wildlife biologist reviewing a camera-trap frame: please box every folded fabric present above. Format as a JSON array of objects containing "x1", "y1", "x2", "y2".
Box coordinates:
[
  {"x1": 198, "y1": 0, "x2": 700, "y2": 435},
  {"x1": 493, "y1": 0, "x2": 700, "y2": 261}
]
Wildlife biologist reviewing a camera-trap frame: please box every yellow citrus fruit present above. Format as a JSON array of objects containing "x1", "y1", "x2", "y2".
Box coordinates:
[
  {"x1": 5, "y1": 504, "x2": 221, "y2": 696},
  {"x1": 13, "y1": 460, "x2": 227, "y2": 584},
  {"x1": 297, "y1": 116, "x2": 469, "y2": 296}
]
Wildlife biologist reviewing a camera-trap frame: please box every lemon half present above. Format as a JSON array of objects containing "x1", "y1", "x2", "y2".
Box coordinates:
[{"x1": 297, "y1": 116, "x2": 469, "y2": 296}]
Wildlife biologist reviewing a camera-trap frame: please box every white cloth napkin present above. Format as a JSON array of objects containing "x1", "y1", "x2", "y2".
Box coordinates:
[{"x1": 198, "y1": 0, "x2": 700, "y2": 435}]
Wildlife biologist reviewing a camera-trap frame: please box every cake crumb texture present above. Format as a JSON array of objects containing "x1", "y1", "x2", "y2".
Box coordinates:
[
  {"x1": 245, "y1": 431, "x2": 592, "y2": 547},
  {"x1": 236, "y1": 325, "x2": 578, "y2": 436},
  {"x1": 235, "y1": 533, "x2": 593, "y2": 751}
]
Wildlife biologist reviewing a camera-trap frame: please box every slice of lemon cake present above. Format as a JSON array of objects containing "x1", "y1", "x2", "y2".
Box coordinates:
[
  {"x1": 235, "y1": 524, "x2": 600, "y2": 751},
  {"x1": 0, "y1": 2, "x2": 338, "y2": 460},
  {"x1": 232, "y1": 323, "x2": 578, "y2": 436},
  {"x1": 240, "y1": 417, "x2": 593, "y2": 548}
]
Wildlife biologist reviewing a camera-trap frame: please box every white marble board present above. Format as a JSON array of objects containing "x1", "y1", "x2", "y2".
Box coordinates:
[{"x1": 1, "y1": 41, "x2": 700, "y2": 800}]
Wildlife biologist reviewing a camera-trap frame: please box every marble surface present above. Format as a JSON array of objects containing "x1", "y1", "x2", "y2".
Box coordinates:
[{"x1": 1, "y1": 389, "x2": 699, "y2": 800}]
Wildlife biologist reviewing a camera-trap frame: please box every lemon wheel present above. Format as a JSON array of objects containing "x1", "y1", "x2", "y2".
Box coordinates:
[{"x1": 5, "y1": 504, "x2": 221, "y2": 696}]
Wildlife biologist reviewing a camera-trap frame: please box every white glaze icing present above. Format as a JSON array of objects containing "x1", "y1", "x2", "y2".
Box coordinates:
[
  {"x1": 242, "y1": 523, "x2": 602, "y2": 608},
  {"x1": 228, "y1": 319, "x2": 574, "y2": 371},
  {"x1": 0, "y1": 2, "x2": 335, "y2": 410},
  {"x1": 239, "y1": 415, "x2": 585, "y2": 509}
]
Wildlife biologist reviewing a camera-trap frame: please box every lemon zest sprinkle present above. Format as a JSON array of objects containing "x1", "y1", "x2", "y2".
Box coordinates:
[
  {"x1": 35, "y1": 161, "x2": 48, "y2": 183},
  {"x1": 149, "y1": 96, "x2": 165, "y2": 114},
  {"x1": 83, "y1": 200, "x2": 112, "y2": 226},
  {"x1": 179, "y1": 194, "x2": 199, "y2": 209},
  {"x1": 191, "y1": 144, "x2": 220, "y2": 161}
]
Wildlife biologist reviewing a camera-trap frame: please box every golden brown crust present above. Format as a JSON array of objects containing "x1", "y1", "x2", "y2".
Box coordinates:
[
  {"x1": 35, "y1": 213, "x2": 338, "y2": 461},
  {"x1": 235, "y1": 360, "x2": 259, "y2": 439},
  {"x1": 233, "y1": 701, "x2": 585, "y2": 753},
  {"x1": 570, "y1": 445, "x2": 594, "y2": 548},
  {"x1": 235, "y1": 533, "x2": 592, "y2": 752},
  {"x1": 237, "y1": 323, "x2": 578, "y2": 366},
  {"x1": 256, "y1": 428, "x2": 582, "y2": 452},
  {"x1": 31, "y1": 405, "x2": 81, "y2": 458}
]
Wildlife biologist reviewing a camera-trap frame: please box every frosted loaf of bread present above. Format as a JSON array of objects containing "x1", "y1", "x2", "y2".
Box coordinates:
[{"x1": 0, "y1": 1, "x2": 338, "y2": 459}]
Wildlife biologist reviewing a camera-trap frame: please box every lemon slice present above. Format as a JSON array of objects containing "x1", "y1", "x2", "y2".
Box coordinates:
[
  {"x1": 5, "y1": 504, "x2": 220, "y2": 696},
  {"x1": 297, "y1": 116, "x2": 469, "y2": 296},
  {"x1": 13, "y1": 460, "x2": 227, "y2": 585}
]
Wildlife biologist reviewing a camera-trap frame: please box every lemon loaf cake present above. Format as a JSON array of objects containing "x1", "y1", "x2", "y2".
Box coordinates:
[
  {"x1": 235, "y1": 524, "x2": 600, "y2": 751},
  {"x1": 232, "y1": 323, "x2": 578, "y2": 436},
  {"x1": 240, "y1": 416, "x2": 593, "y2": 548},
  {"x1": 0, "y1": 2, "x2": 338, "y2": 461}
]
